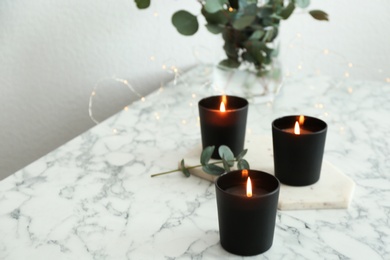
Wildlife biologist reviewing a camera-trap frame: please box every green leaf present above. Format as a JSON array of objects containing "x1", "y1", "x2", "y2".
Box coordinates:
[
  {"x1": 205, "y1": 0, "x2": 229, "y2": 14},
  {"x1": 180, "y1": 159, "x2": 190, "y2": 177},
  {"x1": 218, "y1": 58, "x2": 240, "y2": 69},
  {"x1": 235, "y1": 149, "x2": 248, "y2": 161},
  {"x1": 244, "y1": 40, "x2": 266, "y2": 64},
  {"x1": 232, "y1": 14, "x2": 256, "y2": 30},
  {"x1": 201, "y1": 146, "x2": 215, "y2": 165},
  {"x1": 309, "y1": 10, "x2": 329, "y2": 21},
  {"x1": 218, "y1": 145, "x2": 234, "y2": 166},
  {"x1": 232, "y1": 3, "x2": 257, "y2": 30},
  {"x1": 237, "y1": 159, "x2": 250, "y2": 170},
  {"x1": 279, "y1": 1, "x2": 295, "y2": 20},
  {"x1": 205, "y1": 24, "x2": 223, "y2": 34},
  {"x1": 134, "y1": 0, "x2": 150, "y2": 9},
  {"x1": 222, "y1": 157, "x2": 231, "y2": 172},
  {"x1": 249, "y1": 30, "x2": 265, "y2": 40},
  {"x1": 242, "y1": 52, "x2": 257, "y2": 63},
  {"x1": 263, "y1": 29, "x2": 275, "y2": 42},
  {"x1": 202, "y1": 164, "x2": 225, "y2": 175},
  {"x1": 171, "y1": 10, "x2": 199, "y2": 36},
  {"x1": 296, "y1": 0, "x2": 310, "y2": 9},
  {"x1": 202, "y1": 9, "x2": 230, "y2": 25}
]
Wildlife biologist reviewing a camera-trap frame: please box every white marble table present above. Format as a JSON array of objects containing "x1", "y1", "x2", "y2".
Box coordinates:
[{"x1": 1, "y1": 66, "x2": 389, "y2": 259}]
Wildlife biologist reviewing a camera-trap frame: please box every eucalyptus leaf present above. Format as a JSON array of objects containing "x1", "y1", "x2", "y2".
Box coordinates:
[
  {"x1": 218, "y1": 145, "x2": 235, "y2": 166},
  {"x1": 242, "y1": 52, "x2": 257, "y2": 63},
  {"x1": 202, "y1": 164, "x2": 225, "y2": 175},
  {"x1": 205, "y1": 24, "x2": 223, "y2": 34},
  {"x1": 238, "y1": 0, "x2": 258, "y2": 8},
  {"x1": 237, "y1": 159, "x2": 250, "y2": 170},
  {"x1": 232, "y1": 14, "x2": 256, "y2": 30},
  {"x1": 244, "y1": 40, "x2": 266, "y2": 64},
  {"x1": 202, "y1": 9, "x2": 229, "y2": 25},
  {"x1": 279, "y1": 1, "x2": 295, "y2": 20},
  {"x1": 232, "y1": 4, "x2": 257, "y2": 30},
  {"x1": 235, "y1": 149, "x2": 248, "y2": 161},
  {"x1": 180, "y1": 159, "x2": 190, "y2": 177},
  {"x1": 296, "y1": 0, "x2": 310, "y2": 9},
  {"x1": 263, "y1": 29, "x2": 275, "y2": 42},
  {"x1": 172, "y1": 10, "x2": 199, "y2": 36},
  {"x1": 222, "y1": 157, "x2": 231, "y2": 172},
  {"x1": 309, "y1": 10, "x2": 329, "y2": 21},
  {"x1": 249, "y1": 30, "x2": 265, "y2": 40},
  {"x1": 200, "y1": 146, "x2": 215, "y2": 165},
  {"x1": 134, "y1": 0, "x2": 150, "y2": 9},
  {"x1": 223, "y1": 41, "x2": 239, "y2": 60},
  {"x1": 205, "y1": 0, "x2": 228, "y2": 14},
  {"x1": 219, "y1": 58, "x2": 241, "y2": 69}
]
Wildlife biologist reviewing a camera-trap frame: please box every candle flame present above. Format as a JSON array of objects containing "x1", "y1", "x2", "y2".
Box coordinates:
[
  {"x1": 220, "y1": 101, "x2": 226, "y2": 112},
  {"x1": 241, "y1": 169, "x2": 248, "y2": 178},
  {"x1": 220, "y1": 95, "x2": 227, "y2": 112},
  {"x1": 246, "y1": 177, "x2": 252, "y2": 197},
  {"x1": 298, "y1": 115, "x2": 305, "y2": 125},
  {"x1": 294, "y1": 121, "x2": 301, "y2": 135}
]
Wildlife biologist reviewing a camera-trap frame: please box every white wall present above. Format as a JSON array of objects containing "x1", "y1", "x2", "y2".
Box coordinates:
[{"x1": 1, "y1": 0, "x2": 389, "y2": 179}]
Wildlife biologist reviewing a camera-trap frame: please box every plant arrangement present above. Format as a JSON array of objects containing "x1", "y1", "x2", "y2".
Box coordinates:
[
  {"x1": 134, "y1": 0, "x2": 328, "y2": 76},
  {"x1": 151, "y1": 145, "x2": 250, "y2": 178}
]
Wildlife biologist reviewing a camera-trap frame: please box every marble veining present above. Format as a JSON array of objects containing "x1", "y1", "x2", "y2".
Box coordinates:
[{"x1": 0, "y1": 65, "x2": 389, "y2": 259}]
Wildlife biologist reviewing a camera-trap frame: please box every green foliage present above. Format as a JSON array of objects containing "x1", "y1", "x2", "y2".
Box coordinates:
[
  {"x1": 171, "y1": 11, "x2": 199, "y2": 36},
  {"x1": 134, "y1": 0, "x2": 328, "y2": 78},
  {"x1": 180, "y1": 159, "x2": 190, "y2": 177},
  {"x1": 200, "y1": 145, "x2": 251, "y2": 176},
  {"x1": 309, "y1": 10, "x2": 329, "y2": 21},
  {"x1": 134, "y1": 0, "x2": 150, "y2": 9},
  {"x1": 151, "y1": 145, "x2": 250, "y2": 178}
]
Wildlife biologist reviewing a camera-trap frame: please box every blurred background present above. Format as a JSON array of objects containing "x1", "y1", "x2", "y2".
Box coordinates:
[{"x1": 1, "y1": 0, "x2": 389, "y2": 179}]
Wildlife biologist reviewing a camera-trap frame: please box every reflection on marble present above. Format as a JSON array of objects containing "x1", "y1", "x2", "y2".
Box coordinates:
[{"x1": 0, "y1": 65, "x2": 389, "y2": 259}]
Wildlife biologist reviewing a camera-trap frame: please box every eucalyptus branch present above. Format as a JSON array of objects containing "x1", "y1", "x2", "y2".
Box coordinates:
[
  {"x1": 150, "y1": 145, "x2": 250, "y2": 178},
  {"x1": 134, "y1": 0, "x2": 328, "y2": 74},
  {"x1": 151, "y1": 160, "x2": 225, "y2": 178}
]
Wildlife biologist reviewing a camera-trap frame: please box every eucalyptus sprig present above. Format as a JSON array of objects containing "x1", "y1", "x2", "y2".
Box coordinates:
[
  {"x1": 151, "y1": 145, "x2": 250, "y2": 178},
  {"x1": 134, "y1": 0, "x2": 329, "y2": 74}
]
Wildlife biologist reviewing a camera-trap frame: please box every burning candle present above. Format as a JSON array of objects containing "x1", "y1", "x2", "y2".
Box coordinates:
[
  {"x1": 198, "y1": 95, "x2": 248, "y2": 159},
  {"x1": 272, "y1": 115, "x2": 327, "y2": 186},
  {"x1": 215, "y1": 170, "x2": 280, "y2": 256}
]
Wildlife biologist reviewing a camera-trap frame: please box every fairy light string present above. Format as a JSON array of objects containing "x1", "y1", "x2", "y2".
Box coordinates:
[{"x1": 88, "y1": 8, "x2": 389, "y2": 137}]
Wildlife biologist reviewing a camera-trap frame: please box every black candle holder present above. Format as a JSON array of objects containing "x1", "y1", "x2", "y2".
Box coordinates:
[
  {"x1": 215, "y1": 170, "x2": 280, "y2": 256},
  {"x1": 198, "y1": 95, "x2": 248, "y2": 159},
  {"x1": 272, "y1": 115, "x2": 327, "y2": 186}
]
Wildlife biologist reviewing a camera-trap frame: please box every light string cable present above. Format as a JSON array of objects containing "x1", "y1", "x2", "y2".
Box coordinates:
[{"x1": 88, "y1": 77, "x2": 144, "y2": 125}]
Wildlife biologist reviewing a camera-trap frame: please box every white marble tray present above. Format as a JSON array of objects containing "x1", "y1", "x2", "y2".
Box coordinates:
[{"x1": 185, "y1": 135, "x2": 355, "y2": 210}]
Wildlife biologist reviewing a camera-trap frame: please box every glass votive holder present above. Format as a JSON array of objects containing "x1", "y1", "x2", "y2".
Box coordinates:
[
  {"x1": 198, "y1": 95, "x2": 248, "y2": 159},
  {"x1": 272, "y1": 115, "x2": 327, "y2": 186},
  {"x1": 215, "y1": 169, "x2": 280, "y2": 256}
]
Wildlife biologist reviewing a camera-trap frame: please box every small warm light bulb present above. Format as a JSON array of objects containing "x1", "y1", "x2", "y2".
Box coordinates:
[
  {"x1": 294, "y1": 121, "x2": 301, "y2": 135},
  {"x1": 246, "y1": 177, "x2": 253, "y2": 198}
]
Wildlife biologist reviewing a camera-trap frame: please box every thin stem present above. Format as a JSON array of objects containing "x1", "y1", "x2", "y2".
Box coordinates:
[{"x1": 150, "y1": 160, "x2": 235, "y2": 178}]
